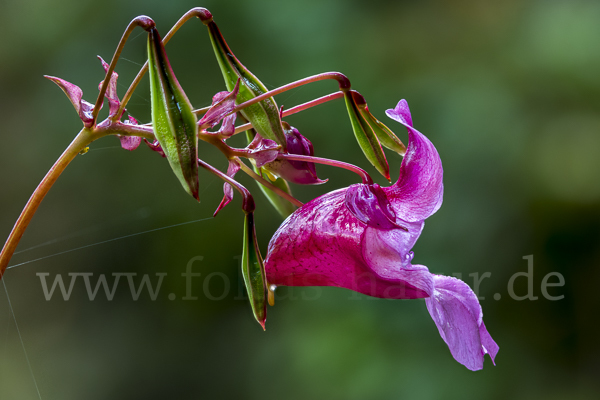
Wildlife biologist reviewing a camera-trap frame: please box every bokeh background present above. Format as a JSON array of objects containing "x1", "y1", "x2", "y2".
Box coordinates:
[{"x1": 1, "y1": 0, "x2": 599, "y2": 398}]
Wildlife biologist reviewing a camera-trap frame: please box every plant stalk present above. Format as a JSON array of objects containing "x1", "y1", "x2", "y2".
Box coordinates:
[
  {"x1": 236, "y1": 159, "x2": 304, "y2": 208},
  {"x1": 233, "y1": 91, "x2": 344, "y2": 135},
  {"x1": 115, "y1": 8, "x2": 212, "y2": 121},
  {"x1": 198, "y1": 159, "x2": 255, "y2": 213},
  {"x1": 93, "y1": 16, "x2": 155, "y2": 125},
  {"x1": 279, "y1": 154, "x2": 373, "y2": 185},
  {"x1": 230, "y1": 73, "x2": 350, "y2": 117},
  {"x1": 0, "y1": 128, "x2": 97, "y2": 279}
]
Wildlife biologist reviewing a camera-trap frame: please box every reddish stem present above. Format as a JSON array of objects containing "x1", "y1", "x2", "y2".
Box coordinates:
[
  {"x1": 115, "y1": 8, "x2": 212, "y2": 121},
  {"x1": 230, "y1": 73, "x2": 350, "y2": 116},
  {"x1": 233, "y1": 91, "x2": 344, "y2": 135},
  {"x1": 235, "y1": 159, "x2": 304, "y2": 207},
  {"x1": 0, "y1": 129, "x2": 97, "y2": 279},
  {"x1": 279, "y1": 154, "x2": 373, "y2": 185},
  {"x1": 93, "y1": 16, "x2": 155, "y2": 125},
  {"x1": 197, "y1": 159, "x2": 255, "y2": 213}
]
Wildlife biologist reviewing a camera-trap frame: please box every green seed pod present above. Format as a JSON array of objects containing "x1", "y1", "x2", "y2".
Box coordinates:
[
  {"x1": 352, "y1": 91, "x2": 406, "y2": 156},
  {"x1": 344, "y1": 91, "x2": 391, "y2": 181},
  {"x1": 242, "y1": 212, "x2": 268, "y2": 329},
  {"x1": 202, "y1": 17, "x2": 287, "y2": 148},
  {"x1": 147, "y1": 27, "x2": 199, "y2": 200}
]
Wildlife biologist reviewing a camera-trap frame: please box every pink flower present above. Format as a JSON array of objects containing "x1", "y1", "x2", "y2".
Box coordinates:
[{"x1": 264, "y1": 100, "x2": 498, "y2": 370}]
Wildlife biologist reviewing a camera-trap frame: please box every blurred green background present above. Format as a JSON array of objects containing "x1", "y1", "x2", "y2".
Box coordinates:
[{"x1": 1, "y1": 0, "x2": 599, "y2": 398}]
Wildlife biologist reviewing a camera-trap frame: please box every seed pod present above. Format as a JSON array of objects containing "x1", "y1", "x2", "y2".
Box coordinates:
[
  {"x1": 203, "y1": 18, "x2": 287, "y2": 148},
  {"x1": 147, "y1": 27, "x2": 199, "y2": 200},
  {"x1": 242, "y1": 212, "x2": 268, "y2": 329},
  {"x1": 344, "y1": 91, "x2": 390, "y2": 181},
  {"x1": 352, "y1": 91, "x2": 406, "y2": 156}
]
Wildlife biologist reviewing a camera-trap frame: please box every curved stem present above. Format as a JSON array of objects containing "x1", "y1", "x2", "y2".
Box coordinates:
[
  {"x1": 96, "y1": 120, "x2": 155, "y2": 140},
  {"x1": 115, "y1": 8, "x2": 212, "y2": 121},
  {"x1": 0, "y1": 129, "x2": 97, "y2": 279},
  {"x1": 279, "y1": 154, "x2": 373, "y2": 185},
  {"x1": 197, "y1": 159, "x2": 255, "y2": 213},
  {"x1": 233, "y1": 91, "x2": 344, "y2": 135},
  {"x1": 93, "y1": 16, "x2": 155, "y2": 125},
  {"x1": 230, "y1": 73, "x2": 350, "y2": 117},
  {"x1": 236, "y1": 159, "x2": 304, "y2": 207},
  {"x1": 191, "y1": 105, "x2": 211, "y2": 119},
  {"x1": 198, "y1": 133, "x2": 247, "y2": 159}
]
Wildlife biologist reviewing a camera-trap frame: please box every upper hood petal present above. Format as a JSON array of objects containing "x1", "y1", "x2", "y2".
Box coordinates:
[{"x1": 384, "y1": 100, "x2": 444, "y2": 222}]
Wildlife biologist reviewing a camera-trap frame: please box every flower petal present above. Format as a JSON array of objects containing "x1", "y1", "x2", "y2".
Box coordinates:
[
  {"x1": 119, "y1": 136, "x2": 142, "y2": 151},
  {"x1": 425, "y1": 275, "x2": 498, "y2": 370},
  {"x1": 144, "y1": 139, "x2": 166, "y2": 157},
  {"x1": 345, "y1": 183, "x2": 400, "y2": 230},
  {"x1": 213, "y1": 161, "x2": 241, "y2": 217},
  {"x1": 118, "y1": 115, "x2": 142, "y2": 151},
  {"x1": 384, "y1": 100, "x2": 443, "y2": 222},
  {"x1": 265, "y1": 189, "x2": 430, "y2": 299},
  {"x1": 248, "y1": 139, "x2": 280, "y2": 168},
  {"x1": 199, "y1": 79, "x2": 240, "y2": 129},
  {"x1": 97, "y1": 56, "x2": 121, "y2": 118},
  {"x1": 44, "y1": 75, "x2": 96, "y2": 125},
  {"x1": 386, "y1": 99, "x2": 413, "y2": 128}
]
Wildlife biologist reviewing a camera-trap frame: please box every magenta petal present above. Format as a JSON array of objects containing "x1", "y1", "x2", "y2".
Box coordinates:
[
  {"x1": 45, "y1": 76, "x2": 95, "y2": 125},
  {"x1": 213, "y1": 161, "x2": 240, "y2": 217},
  {"x1": 144, "y1": 139, "x2": 166, "y2": 158},
  {"x1": 117, "y1": 115, "x2": 142, "y2": 151},
  {"x1": 345, "y1": 183, "x2": 400, "y2": 230},
  {"x1": 217, "y1": 113, "x2": 237, "y2": 138},
  {"x1": 199, "y1": 80, "x2": 240, "y2": 128},
  {"x1": 119, "y1": 136, "x2": 142, "y2": 151},
  {"x1": 362, "y1": 226, "x2": 433, "y2": 298},
  {"x1": 79, "y1": 100, "x2": 95, "y2": 123},
  {"x1": 383, "y1": 100, "x2": 443, "y2": 222},
  {"x1": 385, "y1": 99, "x2": 413, "y2": 128},
  {"x1": 265, "y1": 189, "x2": 430, "y2": 299},
  {"x1": 248, "y1": 139, "x2": 280, "y2": 168},
  {"x1": 97, "y1": 56, "x2": 121, "y2": 118},
  {"x1": 425, "y1": 275, "x2": 498, "y2": 370}
]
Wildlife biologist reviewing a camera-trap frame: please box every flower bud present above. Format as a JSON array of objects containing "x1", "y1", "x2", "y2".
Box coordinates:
[
  {"x1": 44, "y1": 76, "x2": 95, "y2": 127},
  {"x1": 262, "y1": 123, "x2": 327, "y2": 185}
]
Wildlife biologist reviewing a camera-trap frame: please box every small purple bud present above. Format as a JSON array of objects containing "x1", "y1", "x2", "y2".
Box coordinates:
[
  {"x1": 44, "y1": 75, "x2": 96, "y2": 127},
  {"x1": 262, "y1": 123, "x2": 327, "y2": 185},
  {"x1": 118, "y1": 115, "x2": 142, "y2": 151},
  {"x1": 144, "y1": 139, "x2": 166, "y2": 158},
  {"x1": 199, "y1": 79, "x2": 240, "y2": 130},
  {"x1": 247, "y1": 138, "x2": 280, "y2": 168},
  {"x1": 97, "y1": 56, "x2": 121, "y2": 118},
  {"x1": 213, "y1": 161, "x2": 241, "y2": 217}
]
